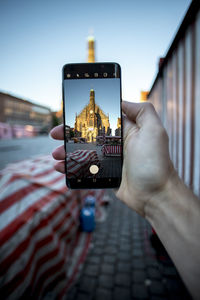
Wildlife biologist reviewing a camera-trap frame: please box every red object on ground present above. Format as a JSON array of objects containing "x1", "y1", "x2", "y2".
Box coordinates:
[
  {"x1": 0, "y1": 155, "x2": 104, "y2": 299},
  {"x1": 67, "y1": 150, "x2": 100, "y2": 178},
  {"x1": 102, "y1": 145, "x2": 121, "y2": 156}
]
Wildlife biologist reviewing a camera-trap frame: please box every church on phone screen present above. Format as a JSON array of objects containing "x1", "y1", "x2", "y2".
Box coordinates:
[{"x1": 74, "y1": 89, "x2": 111, "y2": 142}]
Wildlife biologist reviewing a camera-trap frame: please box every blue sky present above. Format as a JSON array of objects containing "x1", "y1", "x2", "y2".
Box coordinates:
[
  {"x1": 64, "y1": 78, "x2": 120, "y2": 134},
  {"x1": 0, "y1": 0, "x2": 191, "y2": 111}
]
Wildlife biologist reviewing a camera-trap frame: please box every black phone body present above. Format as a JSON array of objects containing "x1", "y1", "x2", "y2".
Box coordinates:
[{"x1": 62, "y1": 63, "x2": 123, "y2": 189}]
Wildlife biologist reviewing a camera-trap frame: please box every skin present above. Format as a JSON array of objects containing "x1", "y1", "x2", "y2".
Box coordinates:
[{"x1": 50, "y1": 101, "x2": 200, "y2": 299}]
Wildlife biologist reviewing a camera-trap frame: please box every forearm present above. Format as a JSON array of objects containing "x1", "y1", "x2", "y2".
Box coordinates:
[{"x1": 145, "y1": 172, "x2": 200, "y2": 300}]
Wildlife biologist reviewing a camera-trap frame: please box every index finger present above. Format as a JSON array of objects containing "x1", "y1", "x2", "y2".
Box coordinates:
[{"x1": 50, "y1": 124, "x2": 64, "y2": 140}]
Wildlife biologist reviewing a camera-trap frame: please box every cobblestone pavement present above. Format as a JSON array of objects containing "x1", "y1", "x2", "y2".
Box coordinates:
[{"x1": 66, "y1": 192, "x2": 192, "y2": 300}]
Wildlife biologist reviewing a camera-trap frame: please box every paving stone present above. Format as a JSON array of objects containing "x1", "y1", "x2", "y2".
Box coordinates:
[
  {"x1": 133, "y1": 232, "x2": 142, "y2": 237},
  {"x1": 144, "y1": 247, "x2": 156, "y2": 256},
  {"x1": 145, "y1": 257, "x2": 159, "y2": 268},
  {"x1": 76, "y1": 292, "x2": 92, "y2": 300},
  {"x1": 91, "y1": 247, "x2": 103, "y2": 255},
  {"x1": 101, "y1": 263, "x2": 115, "y2": 275},
  {"x1": 94, "y1": 240, "x2": 105, "y2": 247},
  {"x1": 115, "y1": 273, "x2": 131, "y2": 287},
  {"x1": 119, "y1": 241, "x2": 130, "y2": 248},
  {"x1": 87, "y1": 256, "x2": 101, "y2": 264},
  {"x1": 98, "y1": 274, "x2": 114, "y2": 289},
  {"x1": 117, "y1": 251, "x2": 131, "y2": 261},
  {"x1": 133, "y1": 259, "x2": 145, "y2": 270},
  {"x1": 98, "y1": 228, "x2": 108, "y2": 234},
  {"x1": 149, "y1": 281, "x2": 165, "y2": 296},
  {"x1": 103, "y1": 255, "x2": 116, "y2": 264},
  {"x1": 119, "y1": 244, "x2": 131, "y2": 251},
  {"x1": 119, "y1": 235, "x2": 129, "y2": 241},
  {"x1": 164, "y1": 278, "x2": 183, "y2": 295},
  {"x1": 132, "y1": 283, "x2": 148, "y2": 299},
  {"x1": 162, "y1": 266, "x2": 177, "y2": 277},
  {"x1": 117, "y1": 262, "x2": 131, "y2": 272},
  {"x1": 133, "y1": 243, "x2": 142, "y2": 249},
  {"x1": 147, "y1": 267, "x2": 161, "y2": 280},
  {"x1": 79, "y1": 276, "x2": 96, "y2": 294},
  {"x1": 95, "y1": 288, "x2": 112, "y2": 300},
  {"x1": 104, "y1": 246, "x2": 118, "y2": 255},
  {"x1": 84, "y1": 264, "x2": 99, "y2": 276},
  {"x1": 107, "y1": 239, "x2": 118, "y2": 246},
  {"x1": 133, "y1": 236, "x2": 142, "y2": 242},
  {"x1": 65, "y1": 286, "x2": 77, "y2": 300},
  {"x1": 120, "y1": 232, "x2": 130, "y2": 238},
  {"x1": 113, "y1": 287, "x2": 131, "y2": 300},
  {"x1": 109, "y1": 233, "x2": 118, "y2": 239},
  {"x1": 149, "y1": 296, "x2": 167, "y2": 300},
  {"x1": 133, "y1": 241, "x2": 143, "y2": 248},
  {"x1": 133, "y1": 228, "x2": 141, "y2": 233},
  {"x1": 132, "y1": 248, "x2": 143, "y2": 257},
  {"x1": 132, "y1": 270, "x2": 146, "y2": 283}
]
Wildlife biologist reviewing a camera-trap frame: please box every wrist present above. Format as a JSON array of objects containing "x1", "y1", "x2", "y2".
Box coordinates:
[
  {"x1": 144, "y1": 167, "x2": 180, "y2": 225},
  {"x1": 144, "y1": 167, "x2": 200, "y2": 300}
]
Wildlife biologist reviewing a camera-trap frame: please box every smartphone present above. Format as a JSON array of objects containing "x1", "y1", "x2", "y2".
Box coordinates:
[{"x1": 62, "y1": 63, "x2": 122, "y2": 189}]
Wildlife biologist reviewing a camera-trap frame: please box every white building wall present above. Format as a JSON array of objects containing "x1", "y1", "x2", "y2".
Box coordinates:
[{"x1": 148, "y1": 8, "x2": 200, "y2": 198}]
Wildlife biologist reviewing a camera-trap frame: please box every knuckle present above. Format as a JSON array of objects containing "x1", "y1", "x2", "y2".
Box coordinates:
[
  {"x1": 144, "y1": 102, "x2": 154, "y2": 110},
  {"x1": 159, "y1": 126, "x2": 168, "y2": 139}
]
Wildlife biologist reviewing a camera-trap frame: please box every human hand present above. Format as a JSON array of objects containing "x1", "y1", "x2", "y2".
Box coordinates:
[
  {"x1": 50, "y1": 101, "x2": 174, "y2": 218},
  {"x1": 50, "y1": 124, "x2": 65, "y2": 173},
  {"x1": 116, "y1": 101, "x2": 175, "y2": 217}
]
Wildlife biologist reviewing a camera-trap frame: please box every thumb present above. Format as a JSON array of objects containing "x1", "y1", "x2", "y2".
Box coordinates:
[{"x1": 122, "y1": 101, "x2": 161, "y2": 127}]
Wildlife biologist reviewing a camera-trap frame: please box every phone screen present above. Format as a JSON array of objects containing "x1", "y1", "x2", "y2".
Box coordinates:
[{"x1": 63, "y1": 63, "x2": 122, "y2": 189}]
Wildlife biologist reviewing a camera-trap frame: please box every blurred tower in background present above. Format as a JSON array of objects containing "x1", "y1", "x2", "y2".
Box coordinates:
[
  {"x1": 56, "y1": 35, "x2": 96, "y2": 123},
  {"x1": 87, "y1": 36, "x2": 95, "y2": 63}
]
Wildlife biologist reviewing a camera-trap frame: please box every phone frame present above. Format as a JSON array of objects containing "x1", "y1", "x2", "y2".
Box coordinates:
[{"x1": 62, "y1": 62, "x2": 123, "y2": 189}]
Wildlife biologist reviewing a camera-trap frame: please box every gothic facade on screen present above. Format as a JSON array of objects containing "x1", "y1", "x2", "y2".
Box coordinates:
[{"x1": 74, "y1": 89, "x2": 111, "y2": 142}]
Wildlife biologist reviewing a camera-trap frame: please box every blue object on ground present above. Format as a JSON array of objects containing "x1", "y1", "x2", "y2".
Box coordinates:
[
  {"x1": 84, "y1": 195, "x2": 96, "y2": 208},
  {"x1": 80, "y1": 207, "x2": 95, "y2": 232}
]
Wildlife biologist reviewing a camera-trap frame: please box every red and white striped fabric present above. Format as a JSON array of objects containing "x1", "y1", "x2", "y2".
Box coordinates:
[
  {"x1": 0, "y1": 155, "x2": 104, "y2": 299},
  {"x1": 67, "y1": 150, "x2": 100, "y2": 178},
  {"x1": 102, "y1": 145, "x2": 122, "y2": 156}
]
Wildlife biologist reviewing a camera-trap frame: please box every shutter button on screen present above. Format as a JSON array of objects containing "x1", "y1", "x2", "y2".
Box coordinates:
[{"x1": 89, "y1": 165, "x2": 99, "y2": 175}]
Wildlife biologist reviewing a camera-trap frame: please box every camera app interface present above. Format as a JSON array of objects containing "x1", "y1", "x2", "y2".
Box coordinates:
[{"x1": 64, "y1": 78, "x2": 122, "y2": 181}]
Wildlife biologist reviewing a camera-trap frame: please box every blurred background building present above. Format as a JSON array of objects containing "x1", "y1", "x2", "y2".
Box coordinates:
[
  {"x1": 0, "y1": 92, "x2": 52, "y2": 138},
  {"x1": 147, "y1": 1, "x2": 200, "y2": 197},
  {"x1": 115, "y1": 118, "x2": 121, "y2": 136},
  {"x1": 140, "y1": 91, "x2": 149, "y2": 102}
]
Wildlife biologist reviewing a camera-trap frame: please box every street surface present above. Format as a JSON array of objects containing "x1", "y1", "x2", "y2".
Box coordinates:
[
  {"x1": 66, "y1": 192, "x2": 192, "y2": 300},
  {"x1": 0, "y1": 136, "x2": 61, "y2": 170},
  {"x1": 0, "y1": 138, "x2": 192, "y2": 299}
]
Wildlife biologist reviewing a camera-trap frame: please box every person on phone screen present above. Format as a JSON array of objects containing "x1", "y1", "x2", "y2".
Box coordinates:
[{"x1": 50, "y1": 101, "x2": 200, "y2": 300}]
